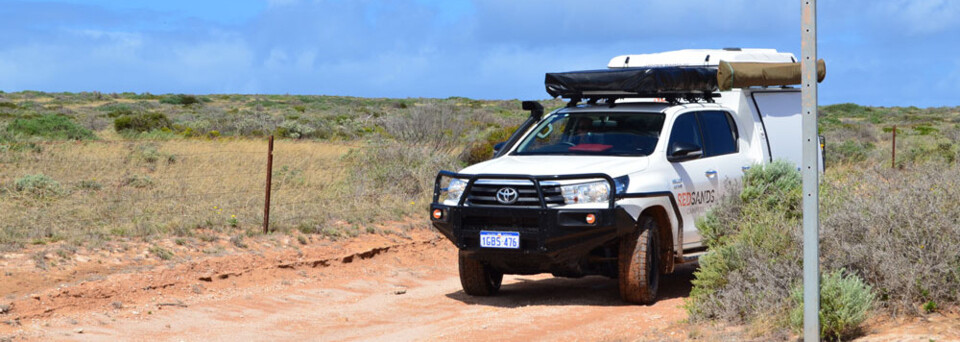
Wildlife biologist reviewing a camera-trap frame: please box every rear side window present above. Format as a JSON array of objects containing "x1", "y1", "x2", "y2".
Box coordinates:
[
  {"x1": 667, "y1": 113, "x2": 702, "y2": 151},
  {"x1": 699, "y1": 111, "x2": 738, "y2": 157},
  {"x1": 667, "y1": 110, "x2": 739, "y2": 161}
]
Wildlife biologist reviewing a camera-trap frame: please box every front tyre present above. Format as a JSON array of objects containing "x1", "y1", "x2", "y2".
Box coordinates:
[
  {"x1": 618, "y1": 216, "x2": 661, "y2": 304},
  {"x1": 458, "y1": 250, "x2": 503, "y2": 296}
]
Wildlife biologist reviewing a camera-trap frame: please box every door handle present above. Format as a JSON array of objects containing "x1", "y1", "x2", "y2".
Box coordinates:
[{"x1": 705, "y1": 170, "x2": 718, "y2": 178}]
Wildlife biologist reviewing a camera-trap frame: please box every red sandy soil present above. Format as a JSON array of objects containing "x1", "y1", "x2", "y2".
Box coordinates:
[{"x1": 0, "y1": 226, "x2": 957, "y2": 341}]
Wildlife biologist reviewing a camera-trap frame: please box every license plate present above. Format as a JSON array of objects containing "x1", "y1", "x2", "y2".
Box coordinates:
[{"x1": 479, "y1": 231, "x2": 520, "y2": 249}]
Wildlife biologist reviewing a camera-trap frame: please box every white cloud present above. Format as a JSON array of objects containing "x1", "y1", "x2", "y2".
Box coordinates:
[
  {"x1": 264, "y1": 48, "x2": 289, "y2": 70},
  {"x1": 875, "y1": 0, "x2": 960, "y2": 35}
]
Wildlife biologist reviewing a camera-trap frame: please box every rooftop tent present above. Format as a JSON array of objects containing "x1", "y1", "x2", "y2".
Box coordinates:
[
  {"x1": 544, "y1": 60, "x2": 826, "y2": 99},
  {"x1": 544, "y1": 67, "x2": 718, "y2": 99},
  {"x1": 717, "y1": 59, "x2": 826, "y2": 91}
]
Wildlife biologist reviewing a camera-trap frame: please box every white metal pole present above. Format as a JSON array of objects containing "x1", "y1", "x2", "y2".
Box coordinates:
[{"x1": 800, "y1": 0, "x2": 820, "y2": 341}]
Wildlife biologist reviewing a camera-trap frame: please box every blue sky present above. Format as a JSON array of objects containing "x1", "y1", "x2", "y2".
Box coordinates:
[{"x1": 1, "y1": 0, "x2": 959, "y2": 107}]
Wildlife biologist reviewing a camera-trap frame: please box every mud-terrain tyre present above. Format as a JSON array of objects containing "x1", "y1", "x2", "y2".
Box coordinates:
[
  {"x1": 619, "y1": 216, "x2": 661, "y2": 304},
  {"x1": 458, "y1": 250, "x2": 503, "y2": 296}
]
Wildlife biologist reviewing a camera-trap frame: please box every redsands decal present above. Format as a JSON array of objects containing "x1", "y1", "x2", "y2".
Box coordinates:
[{"x1": 676, "y1": 190, "x2": 716, "y2": 207}]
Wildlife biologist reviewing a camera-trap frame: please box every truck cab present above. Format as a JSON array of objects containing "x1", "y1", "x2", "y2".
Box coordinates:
[{"x1": 430, "y1": 48, "x2": 824, "y2": 304}]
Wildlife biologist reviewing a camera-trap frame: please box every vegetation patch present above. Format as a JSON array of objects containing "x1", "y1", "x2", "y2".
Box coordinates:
[
  {"x1": 6, "y1": 114, "x2": 96, "y2": 140},
  {"x1": 687, "y1": 161, "x2": 804, "y2": 328},
  {"x1": 789, "y1": 269, "x2": 874, "y2": 341},
  {"x1": 159, "y1": 94, "x2": 200, "y2": 106},
  {"x1": 13, "y1": 174, "x2": 66, "y2": 198},
  {"x1": 114, "y1": 113, "x2": 173, "y2": 133}
]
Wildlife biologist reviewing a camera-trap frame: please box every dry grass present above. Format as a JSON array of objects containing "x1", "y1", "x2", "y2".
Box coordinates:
[{"x1": 0, "y1": 136, "x2": 359, "y2": 250}]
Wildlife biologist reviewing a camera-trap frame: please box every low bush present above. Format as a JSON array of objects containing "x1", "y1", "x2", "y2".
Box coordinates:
[
  {"x1": 689, "y1": 160, "x2": 960, "y2": 338},
  {"x1": 14, "y1": 174, "x2": 65, "y2": 198},
  {"x1": 342, "y1": 141, "x2": 460, "y2": 198},
  {"x1": 121, "y1": 174, "x2": 155, "y2": 188},
  {"x1": 159, "y1": 94, "x2": 200, "y2": 106},
  {"x1": 114, "y1": 113, "x2": 173, "y2": 133},
  {"x1": 379, "y1": 102, "x2": 469, "y2": 153},
  {"x1": 790, "y1": 269, "x2": 874, "y2": 341},
  {"x1": 128, "y1": 143, "x2": 176, "y2": 165},
  {"x1": 687, "y1": 161, "x2": 803, "y2": 326},
  {"x1": 276, "y1": 120, "x2": 317, "y2": 139},
  {"x1": 826, "y1": 140, "x2": 875, "y2": 165},
  {"x1": 821, "y1": 164, "x2": 960, "y2": 314},
  {"x1": 6, "y1": 114, "x2": 96, "y2": 140},
  {"x1": 459, "y1": 125, "x2": 518, "y2": 164}
]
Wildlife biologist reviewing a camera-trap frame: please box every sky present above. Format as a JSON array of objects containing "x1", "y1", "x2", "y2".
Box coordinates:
[{"x1": 1, "y1": 0, "x2": 959, "y2": 107}]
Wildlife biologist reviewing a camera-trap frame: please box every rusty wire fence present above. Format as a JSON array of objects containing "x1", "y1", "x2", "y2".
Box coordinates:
[{"x1": 0, "y1": 137, "x2": 390, "y2": 247}]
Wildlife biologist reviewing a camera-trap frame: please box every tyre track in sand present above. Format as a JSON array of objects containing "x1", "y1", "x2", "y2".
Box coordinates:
[{"x1": 3, "y1": 228, "x2": 696, "y2": 341}]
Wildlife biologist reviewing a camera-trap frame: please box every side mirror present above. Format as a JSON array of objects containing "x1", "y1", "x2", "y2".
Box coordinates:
[
  {"x1": 667, "y1": 141, "x2": 703, "y2": 162},
  {"x1": 492, "y1": 141, "x2": 506, "y2": 155}
]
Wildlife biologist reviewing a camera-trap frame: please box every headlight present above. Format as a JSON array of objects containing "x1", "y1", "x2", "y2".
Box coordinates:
[
  {"x1": 441, "y1": 177, "x2": 468, "y2": 204},
  {"x1": 561, "y1": 180, "x2": 610, "y2": 204}
]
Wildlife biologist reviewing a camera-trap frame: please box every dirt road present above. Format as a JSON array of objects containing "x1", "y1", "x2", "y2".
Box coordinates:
[
  {"x1": 2, "y1": 228, "x2": 957, "y2": 341},
  {"x1": 2, "y1": 229, "x2": 696, "y2": 341}
]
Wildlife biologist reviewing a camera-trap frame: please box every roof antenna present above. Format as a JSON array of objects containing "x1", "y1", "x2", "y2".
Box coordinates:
[{"x1": 623, "y1": 56, "x2": 630, "y2": 67}]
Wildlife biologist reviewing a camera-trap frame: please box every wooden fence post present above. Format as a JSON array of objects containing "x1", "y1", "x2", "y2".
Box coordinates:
[{"x1": 263, "y1": 135, "x2": 274, "y2": 233}]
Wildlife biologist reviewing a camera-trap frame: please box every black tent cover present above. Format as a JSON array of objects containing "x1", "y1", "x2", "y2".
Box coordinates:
[{"x1": 544, "y1": 67, "x2": 718, "y2": 99}]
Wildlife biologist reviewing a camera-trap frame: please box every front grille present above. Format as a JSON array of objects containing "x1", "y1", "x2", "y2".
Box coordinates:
[{"x1": 465, "y1": 181, "x2": 564, "y2": 207}]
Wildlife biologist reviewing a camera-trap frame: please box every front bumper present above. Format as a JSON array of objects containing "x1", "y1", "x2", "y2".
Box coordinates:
[{"x1": 431, "y1": 204, "x2": 636, "y2": 274}]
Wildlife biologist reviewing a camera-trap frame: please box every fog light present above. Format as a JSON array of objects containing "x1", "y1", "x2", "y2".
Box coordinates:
[
  {"x1": 432, "y1": 209, "x2": 443, "y2": 220},
  {"x1": 585, "y1": 213, "x2": 596, "y2": 224}
]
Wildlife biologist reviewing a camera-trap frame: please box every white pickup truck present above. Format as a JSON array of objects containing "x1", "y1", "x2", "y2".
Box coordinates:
[{"x1": 430, "y1": 48, "x2": 824, "y2": 304}]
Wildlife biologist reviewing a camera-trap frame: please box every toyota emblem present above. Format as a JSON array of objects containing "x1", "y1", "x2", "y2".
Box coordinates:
[{"x1": 495, "y1": 187, "x2": 519, "y2": 204}]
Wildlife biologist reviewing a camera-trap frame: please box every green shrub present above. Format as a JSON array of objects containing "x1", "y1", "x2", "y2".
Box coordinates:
[
  {"x1": 114, "y1": 113, "x2": 172, "y2": 133},
  {"x1": 687, "y1": 161, "x2": 804, "y2": 326},
  {"x1": 159, "y1": 94, "x2": 200, "y2": 106},
  {"x1": 912, "y1": 125, "x2": 938, "y2": 135},
  {"x1": 98, "y1": 103, "x2": 136, "y2": 117},
  {"x1": 14, "y1": 174, "x2": 65, "y2": 198},
  {"x1": 150, "y1": 246, "x2": 174, "y2": 260},
  {"x1": 6, "y1": 114, "x2": 96, "y2": 140},
  {"x1": 901, "y1": 141, "x2": 958, "y2": 165},
  {"x1": 460, "y1": 125, "x2": 518, "y2": 164},
  {"x1": 275, "y1": 120, "x2": 316, "y2": 139},
  {"x1": 790, "y1": 270, "x2": 874, "y2": 341},
  {"x1": 121, "y1": 174, "x2": 154, "y2": 188},
  {"x1": 827, "y1": 140, "x2": 875, "y2": 165}
]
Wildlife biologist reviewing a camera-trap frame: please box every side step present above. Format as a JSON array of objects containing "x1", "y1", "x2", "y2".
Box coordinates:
[{"x1": 675, "y1": 249, "x2": 708, "y2": 264}]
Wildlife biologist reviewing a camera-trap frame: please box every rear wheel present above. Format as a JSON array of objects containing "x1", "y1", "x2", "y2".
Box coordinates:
[
  {"x1": 618, "y1": 216, "x2": 661, "y2": 304},
  {"x1": 458, "y1": 250, "x2": 503, "y2": 296}
]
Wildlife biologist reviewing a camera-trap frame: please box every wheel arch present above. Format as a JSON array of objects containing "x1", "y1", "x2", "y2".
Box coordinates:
[{"x1": 640, "y1": 205, "x2": 676, "y2": 274}]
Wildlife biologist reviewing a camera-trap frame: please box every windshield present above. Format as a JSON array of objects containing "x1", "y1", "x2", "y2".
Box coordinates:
[{"x1": 513, "y1": 112, "x2": 665, "y2": 156}]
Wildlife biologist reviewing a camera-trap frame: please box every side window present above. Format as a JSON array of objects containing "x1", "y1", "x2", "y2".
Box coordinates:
[
  {"x1": 667, "y1": 113, "x2": 702, "y2": 151},
  {"x1": 698, "y1": 111, "x2": 738, "y2": 157}
]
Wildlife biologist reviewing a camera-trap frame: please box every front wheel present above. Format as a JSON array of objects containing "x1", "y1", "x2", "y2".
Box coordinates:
[
  {"x1": 458, "y1": 250, "x2": 503, "y2": 296},
  {"x1": 618, "y1": 216, "x2": 660, "y2": 304}
]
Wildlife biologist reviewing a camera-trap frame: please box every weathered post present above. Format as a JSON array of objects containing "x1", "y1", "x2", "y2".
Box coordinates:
[
  {"x1": 892, "y1": 125, "x2": 897, "y2": 168},
  {"x1": 264, "y1": 135, "x2": 274, "y2": 234},
  {"x1": 801, "y1": 0, "x2": 821, "y2": 340}
]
